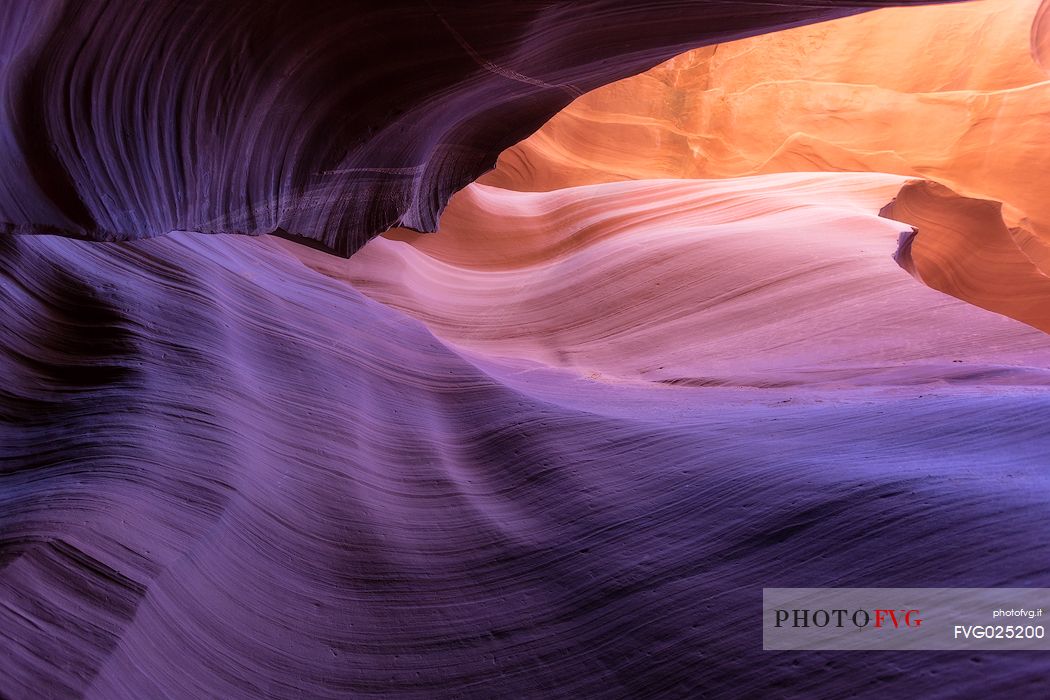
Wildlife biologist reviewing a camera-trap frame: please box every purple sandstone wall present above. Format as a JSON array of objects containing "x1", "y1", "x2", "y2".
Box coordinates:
[{"x1": 4, "y1": 2, "x2": 1049, "y2": 699}]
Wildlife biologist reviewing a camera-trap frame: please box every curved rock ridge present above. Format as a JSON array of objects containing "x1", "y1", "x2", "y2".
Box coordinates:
[
  {"x1": 292, "y1": 174, "x2": 1050, "y2": 386},
  {"x1": 483, "y1": 0, "x2": 1050, "y2": 240},
  {"x1": 0, "y1": 0, "x2": 953, "y2": 256},
  {"x1": 883, "y1": 179, "x2": 1050, "y2": 333},
  {"x1": 3, "y1": 230, "x2": 1050, "y2": 698},
  {"x1": 1032, "y1": 0, "x2": 1050, "y2": 71}
]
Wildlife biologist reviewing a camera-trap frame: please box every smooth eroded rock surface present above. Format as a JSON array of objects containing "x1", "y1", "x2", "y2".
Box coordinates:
[
  {"x1": 0, "y1": 0, "x2": 949, "y2": 255},
  {"x1": 3, "y1": 231, "x2": 1050, "y2": 698}
]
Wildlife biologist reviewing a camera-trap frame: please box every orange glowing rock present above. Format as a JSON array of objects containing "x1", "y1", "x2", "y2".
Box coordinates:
[
  {"x1": 883, "y1": 180, "x2": 1050, "y2": 333},
  {"x1": 475, "y1": 0, "x2": 1050, "y2": 331}
]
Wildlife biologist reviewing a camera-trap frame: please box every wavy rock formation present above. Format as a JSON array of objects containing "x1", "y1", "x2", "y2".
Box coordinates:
[
  {"x1": 0, "y1": 0, "x2": 949, "y2": 256},
  {"x1": 4, "y1": 230, "x2": 1050, "y2": 698},
  {"x1": 296, "y1": 174, "x2": 1050, "y2": 386},
  {"x1": 485, "y1": 0, "x2": 1048, "y2": 220},
  {"x1": 481, "y1": 0, "x2": 1050, "y2": 331},
  {"x1": 3, "y1": 1, "x2": 1050, "y2": 698}
]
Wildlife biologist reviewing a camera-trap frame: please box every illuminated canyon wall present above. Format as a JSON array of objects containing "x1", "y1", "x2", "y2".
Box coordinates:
[
  {"x1": 478, "y1": 0, "x2": 1050, "y2": 332},
  {"x1": 3, "y1": 1, "x2": 1050, "y2": 698}
]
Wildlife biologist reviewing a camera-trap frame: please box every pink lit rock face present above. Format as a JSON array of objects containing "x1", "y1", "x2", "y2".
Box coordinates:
[
  {"x1": 3, "y1": 2, "x2": 1050, "y2": 700},
  {"x1": 293, "y1": 174, "x2": 1050, "y2": 386}
]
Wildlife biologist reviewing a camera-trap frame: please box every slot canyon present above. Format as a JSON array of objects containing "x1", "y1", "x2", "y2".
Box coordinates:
[{"x1": 2, "y1": 1, "x2": 1050, "y2": 697}]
